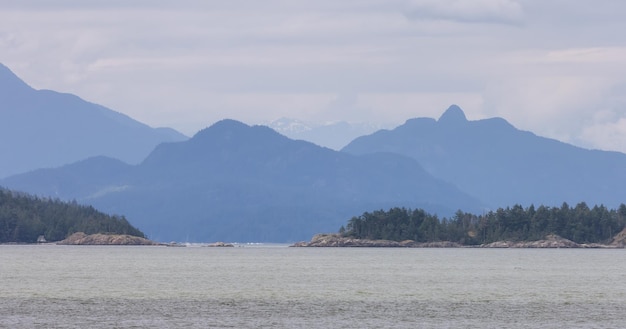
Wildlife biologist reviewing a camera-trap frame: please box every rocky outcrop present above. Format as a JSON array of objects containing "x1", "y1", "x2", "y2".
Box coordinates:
[
  {"x1": 291, "y1": 234, "x2": 462, "y2": 248},
  {"x1": 57, "y1": 232, "x2": 159, "y2": 245},
  {"x1": 479, "y1": 234, "x2": 582, "y2": 248},
  {"x1": 292, "y1": 234, "x2": 402, "y2": 247},
  {"x1": 609, "y1": 227, "x2": 626, "y2": 247},
  {"x1": 206, "y1": 241, "x2": 234, "y2": 247},
  {"x1": 479, "y1": 234, "x2": 622, "y2": 248},
  {"x1": 292, "y1": 233, "x2": 623, "y2": 248}
]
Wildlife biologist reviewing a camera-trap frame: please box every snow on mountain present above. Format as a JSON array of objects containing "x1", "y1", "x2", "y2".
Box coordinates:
[{"x1": 267, "y1": 118, "x2": 384, "y2": 150}]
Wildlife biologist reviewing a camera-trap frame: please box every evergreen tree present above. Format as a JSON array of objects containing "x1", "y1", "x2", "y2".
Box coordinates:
[
  {"x1": 340, "y1": 203, "x2": 626, "y2": 245},
  {"x1": 0, "y1": 187, "x2": 145, "y2": 243}
]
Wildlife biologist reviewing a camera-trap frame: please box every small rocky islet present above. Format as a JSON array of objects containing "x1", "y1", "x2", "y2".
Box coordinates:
[
  {"x1": 57, "y1": 232, "x2": 159, "y2": 245},
  {"x1": 55, "y1": 232, "x2": 234, "y2": 247}
]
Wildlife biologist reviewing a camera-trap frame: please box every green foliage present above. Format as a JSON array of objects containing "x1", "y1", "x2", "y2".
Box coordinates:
[
  {"x1": 0, "y1": 187, "x2": 145, "y2": 243},
  {"x1": 342, "y1": 203, "x2": 626, "y2": 245}
]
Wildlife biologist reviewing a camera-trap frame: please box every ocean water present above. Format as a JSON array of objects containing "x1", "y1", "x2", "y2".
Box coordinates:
[{"x1": 1, "y1": 245, "x2": 625, "y2": 328}]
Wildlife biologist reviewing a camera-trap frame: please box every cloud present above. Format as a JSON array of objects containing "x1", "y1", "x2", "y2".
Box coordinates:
[
  {"x1": 577, "y1": 86, "x2": 626, "y2": 153},
  {"x1": 2, "y1": 1, "x2": 626, "y2": 154},
  {"x1": 406, "y1": 0, "x2": 524, "y2": 25},
  {"x1": 581, "y1": 115, "x2": 626, "y2": 153},
  {"x1": 478, "y1": 45, "x2": 626, "y2": 152},
  {"x1": 148, "y1": 93, "x2": 338, "y2": 136},
  {"x1": 358, "y1": 92, "x2": 484, "y2": 123},
  {"x1": 481, "y1": 73, "x2": 626, "y2": 153},
  {"x1": 542, "y1": 47, "x2": 626, "y2": 66}
]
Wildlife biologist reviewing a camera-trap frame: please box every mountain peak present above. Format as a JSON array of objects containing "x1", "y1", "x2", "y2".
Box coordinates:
[
  {"x1": 210, "y1": 118, "x2": 250, "y2": 130},
  {"x1": 190, "y1": 119, "x2": 285, "y2": 149},
  {"x1": 192, "y1": 119, "x2": 251, "y2": 139},
  {"x1": 438, "y1": 105, "x2": 467, "y2": 124}
]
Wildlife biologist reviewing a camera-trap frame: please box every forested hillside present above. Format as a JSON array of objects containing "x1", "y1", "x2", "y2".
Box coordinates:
[
  {"x1": 343, "y1": 203, "x2": 626, "y2": 245},
  {"x1": 0, "y1": 187, "x2": 145, "y2": 243}
]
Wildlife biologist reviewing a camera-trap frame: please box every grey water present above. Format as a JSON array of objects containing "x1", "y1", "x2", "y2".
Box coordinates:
[{"x1": 1, "y1": 245, "x2": 625, "y2": 328}]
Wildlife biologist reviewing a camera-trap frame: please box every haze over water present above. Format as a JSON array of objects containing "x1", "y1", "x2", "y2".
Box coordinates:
[{"x1": 1, "y1": 245, "x2": 625, "y2": 328}]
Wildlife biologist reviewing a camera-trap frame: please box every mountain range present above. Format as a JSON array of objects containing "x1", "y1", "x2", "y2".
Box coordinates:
[
  {"x1": 343, "y1": 105, "x2": 626, "y2": 209},
  {"x1": 2, "y1": 63, "x2": 625, "y2": 242},
  {"x1": 1, "y1": 120, "x2": 480, "y2": 242},
  {"x1": 0, "y1": 63, "x2": 187, "y2": 178}
]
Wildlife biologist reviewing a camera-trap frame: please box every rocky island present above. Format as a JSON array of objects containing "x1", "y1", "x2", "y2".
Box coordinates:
[
  {"x1": 301, "y1": 205, "x2": 626, "y2": 248},
  {"x1": 292, "y1": 234, "x2": 462, "y2": 248},
  {"x1": 57, "y1": 232, "x2": 159, "y2": 245},
  {"x1": 293, "y1": 231, "x2": 626, "y2": 248}
]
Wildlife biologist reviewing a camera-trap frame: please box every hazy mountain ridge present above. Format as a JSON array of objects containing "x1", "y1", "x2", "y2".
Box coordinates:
[
  {"x1": 343, "y1": 105, "x2": 626, "y2": 209},
  {"x1": 0, "y1": 63, "x2": 188, "y2": 178},
  {"x1": 1, "y1": 119, "x2": 481, "y2": 242},
  {"x1": 4, "y1": 61, "x2": 624, "y2": 242}
]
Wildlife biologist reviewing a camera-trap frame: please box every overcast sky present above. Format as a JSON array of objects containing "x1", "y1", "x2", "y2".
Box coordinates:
[{"x1": 2, "y1": 0, "x2": 626, "y2": 153}]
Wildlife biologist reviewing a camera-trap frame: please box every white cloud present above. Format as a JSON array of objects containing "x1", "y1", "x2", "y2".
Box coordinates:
[
  {"x1": 406, "y1": 0, "x2": 524, "y2": 25},
  {"x1": 483, "y1": 76, "x2": 614, "y2": 140},
  {"x1": 543, "y1": 47, "x2": 626, "y2": 64},
  {"x1": 581, "y1": 118, "x2": 626, "y2": 153},
  {"x1": 479, "y1": 46, "x2": 626, "y2": 151}
]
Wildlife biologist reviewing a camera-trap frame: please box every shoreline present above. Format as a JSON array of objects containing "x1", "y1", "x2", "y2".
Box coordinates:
[
  {"x1": 291, "y1": 233, "x2": 626, "y2": 248},
  {"x1": 0, "y1": 232, "x2": 235, "y2": 247}
]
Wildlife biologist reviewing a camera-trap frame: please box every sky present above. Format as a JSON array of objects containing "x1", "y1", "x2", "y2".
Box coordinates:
[{"x1": 1, "y1": 0, "x2": 626, "y2": 153}]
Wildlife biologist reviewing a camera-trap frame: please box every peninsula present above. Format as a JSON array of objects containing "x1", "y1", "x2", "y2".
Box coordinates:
[
  {"x1": 294, "y1": 204, "x2": 626, "y2": 248},
  {"x1": 0, "y1": 187, "x2": 146, "y2": 244}
]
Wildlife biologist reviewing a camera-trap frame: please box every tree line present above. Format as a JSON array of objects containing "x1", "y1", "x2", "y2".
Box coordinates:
[
  {"x1": 342, "y1": 202, "x2": 626, "y2": 245},
  {"x1": 0, "y1": 187, "x2": 145, "y2": 243}
]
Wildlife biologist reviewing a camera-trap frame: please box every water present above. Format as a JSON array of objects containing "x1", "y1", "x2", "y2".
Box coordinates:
[{"x1": 1, "y1": 245, "x2": 625, "y2": 328}]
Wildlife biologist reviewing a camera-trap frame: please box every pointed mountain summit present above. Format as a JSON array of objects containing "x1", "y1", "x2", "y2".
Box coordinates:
[
  {"x1": 438, "y1": 104, "x2": 467, "y2": 124},
  {"x1": 2, "y1": 118, "x2": 482, "y2": 242},
  {"x1": 0, "y1": 63, "x2": 187, "y2": 178},
  {"x1": 343, "y1": 105, "x2": 626, "y2": 208}
]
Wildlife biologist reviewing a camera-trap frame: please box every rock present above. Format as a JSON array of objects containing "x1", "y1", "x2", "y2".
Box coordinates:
[
  {"x1": 609, "y1": 227, "x2": 626, "y2": 247},
  {"x1": 57, "y1": 232, "x2": 159, "y2": 245},
  {"x1": 291, "y1": 234, "x2": 461, "y2": 248},
  {"x1": 292, "y1": 234, "x2": 401, "y2": 247},
  {"x1": 479, "y1": 234, "x2": 586, "y2": 248},
  {"x1": 206, "y1": 242, "x2": 234, "y2": 247},
  {"x1": 292, "y1": 232, "x2": 625, "y2": 248}
]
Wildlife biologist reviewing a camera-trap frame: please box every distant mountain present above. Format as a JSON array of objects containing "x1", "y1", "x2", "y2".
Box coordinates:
[
  {"x1": 1, "y1": 119, "x2": 482, "y2": 242},
  {"x1": 343, "y1": 105, "x2": 626, "y2": 209},
  {"x1": 0, "y1": 63, "x2": 187, "y2": 178},
  {"x1": 268, "y1": 118, "x2": 382, "y2": 150}
]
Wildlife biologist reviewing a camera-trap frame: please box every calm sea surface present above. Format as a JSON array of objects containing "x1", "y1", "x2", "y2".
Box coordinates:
[{"x1": 1, "y1": 245, "x2": 625, "y2": 328}]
